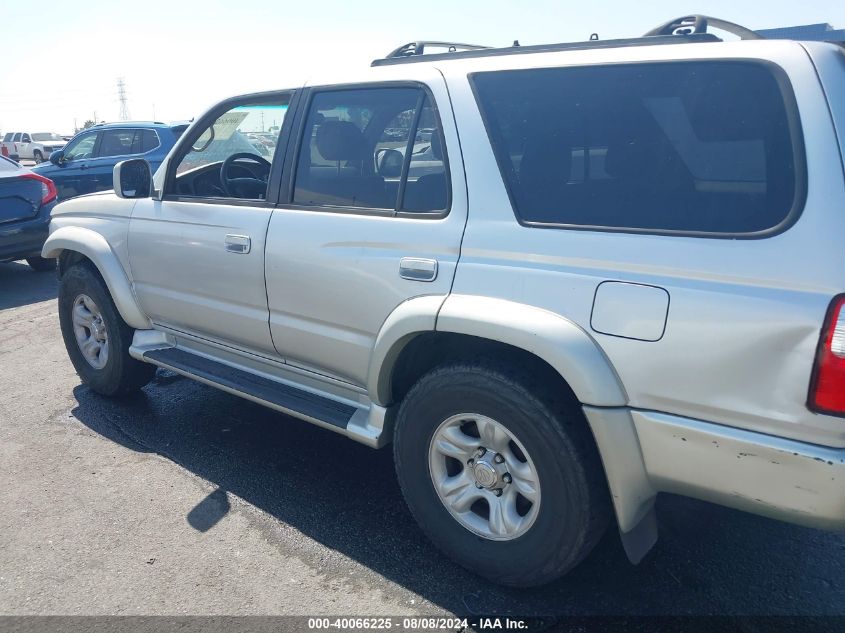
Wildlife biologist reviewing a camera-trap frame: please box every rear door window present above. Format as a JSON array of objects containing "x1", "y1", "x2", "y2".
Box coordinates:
[
  {"x1": 472, "y1": 62, "x2": 802, "y2": 236},
  {"x1": 98, "y1": 129, "x2": 136, "y2": 158},
  {"x1": 292, "y1": 86, "x2": 449, "y2": 213}
]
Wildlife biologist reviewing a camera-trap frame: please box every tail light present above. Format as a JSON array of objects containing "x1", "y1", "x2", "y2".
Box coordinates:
[
  {"x1": 21, "y1": 172, "x2": 58, "y2": 206},
  {"x1": 809, "y1": 295, "x2": 845, "y2": 416}
]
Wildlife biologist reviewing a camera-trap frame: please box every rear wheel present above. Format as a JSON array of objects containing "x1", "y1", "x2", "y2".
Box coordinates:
[
  {"x1": 33, "y1": 150, "x2": 43, "y2": 164},
  {"x1": 26, "y1": 256, "x2": 56, "y2": 272},
  {"x1": 58, "y1": 263, "x2": 155, "y2": 396},
  {"x1": 393, "y1": 361, "x2": 609, "y2": 587}
]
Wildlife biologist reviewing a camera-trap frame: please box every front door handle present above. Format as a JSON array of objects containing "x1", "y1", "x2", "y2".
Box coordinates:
[
  {"x1": 399, "y1": 257, "x2": 438, "y2": 282},
  {"x1": 225, "y1": 234, "x2": 251, "y2": 254}
]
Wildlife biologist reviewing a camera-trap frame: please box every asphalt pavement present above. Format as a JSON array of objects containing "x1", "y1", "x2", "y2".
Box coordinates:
[{"x1": 1, "y1": 259, "x2": 843, "y2": 617}]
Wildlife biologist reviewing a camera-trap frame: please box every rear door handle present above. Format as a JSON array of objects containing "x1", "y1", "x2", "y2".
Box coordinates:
[
  {"x1": 225, "y1": 234, "x2": 251, "y2": 254},
  {"x1": 399, "y1": 257, "x2": 438, "y2": 282}
]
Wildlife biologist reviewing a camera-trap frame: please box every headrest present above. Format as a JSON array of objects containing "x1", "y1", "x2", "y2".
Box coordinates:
[
  {"x1": 316, "y1": 121, "x2": 368, "y2": 162},
  {"x1": 519, "y1": 131, "x2": 573, "y2": 188},
  {"x1": 429, "y1": 131, "x2": 442, "y2": 160}
]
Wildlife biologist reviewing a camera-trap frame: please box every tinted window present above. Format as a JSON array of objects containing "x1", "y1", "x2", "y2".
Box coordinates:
[
  {"x1": 139, "y1": 129, "x2": 160, "y2": 153},
  {"x1": 293, "y1": 87, "x2": 448, "y2": 212},
  {"x1": 21, "y1": 133, "x2": 31, "y2": 143},
  {"x1": 13, "y1": 134, "x2": 22, "y2": 142},
  {"x1": 98, "y1": 129, "x2": 135, "y2": 157},
  {"x1": 127, "y1": 129, "x2": 160, "y2": 154},
  {"x1": 3, "y1": 133, "x2": 12, "y2": 142},
  {"x1": 473, "y1": 62, "x2": 799, "y2": 235}
]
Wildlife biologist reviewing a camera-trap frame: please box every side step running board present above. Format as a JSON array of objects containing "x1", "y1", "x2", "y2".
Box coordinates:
[{"x1": 143, "y1": 347, "x2": 357, "y2": 430}]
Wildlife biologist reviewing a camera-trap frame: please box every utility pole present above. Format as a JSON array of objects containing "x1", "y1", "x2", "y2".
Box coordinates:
[{"x1": 117, "y1": 78, "x2": 130, "y2": 121}]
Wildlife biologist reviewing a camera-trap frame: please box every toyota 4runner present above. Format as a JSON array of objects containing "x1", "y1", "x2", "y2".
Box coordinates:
[{"x1": 41, "y1": 16, "x2": 845, "y2": 586}]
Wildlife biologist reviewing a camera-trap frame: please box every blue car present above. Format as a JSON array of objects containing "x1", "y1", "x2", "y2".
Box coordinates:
[
  {"x1": 0, "y1": 155, "x2": 58, "y2": 271},
  {"x1": 31, "y1": 121, "x2": 188, "y2": 201}
]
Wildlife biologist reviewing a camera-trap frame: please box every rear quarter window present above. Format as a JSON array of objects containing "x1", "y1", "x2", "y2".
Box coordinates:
[{"x1": 471, "y1": 61, "x2": 804, "y2": 236}]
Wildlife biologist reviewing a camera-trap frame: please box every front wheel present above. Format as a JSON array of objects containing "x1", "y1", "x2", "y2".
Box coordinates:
[
  {"x1": 58, "y1": 263, "x2": 155, "y2": 396},
  {"x1": 33, "y1": 150, "x2": 43, "y2": 164},
  {"x1": 393, "y1": 361, "x2": 610, "y2": 587}
]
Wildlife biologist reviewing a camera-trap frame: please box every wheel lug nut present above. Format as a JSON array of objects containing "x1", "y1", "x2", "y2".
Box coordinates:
[
  {"x1": 475, "y1": 447, "x2": 486, "y2": 458},
  {"x1": 467, "y1": 459, "x2": 475, "y2": 467},
  {"x1": 475, "y1": 482, "x2": 484, "y2": 489},
  {"x1": 493, "y1": 489, "x2": 503, "y2": 497},
  {"x1": 494, "y1": 454, "x2": 504, "y2": 464},
  {"x1": 502, "y1": 473, "x2": 512, "y2": 484}
]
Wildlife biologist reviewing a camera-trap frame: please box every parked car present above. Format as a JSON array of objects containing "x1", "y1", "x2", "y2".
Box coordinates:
[
  {"x1": 31, "y1": 122, "x2": 188, "y2": 201},
  {"x1": 0, "y1": 155, "x2": 57, "y2": 271},
  {"x1": 40, "y1": 15, "x2": 845, "y2": 587},
  {"x1": 1, "y1": 132, "x2": 66, "y2": 163}
]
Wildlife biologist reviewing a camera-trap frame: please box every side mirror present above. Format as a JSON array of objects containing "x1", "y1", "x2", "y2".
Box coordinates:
[
  {"x1": 49, "y1": 150, "x2": 65, "y2": 165},
  {"x1": 114, "y1": 159, "x2": 152, "y2": 199},
  {"x1": 376, "y1": 148, "x2": 403, "y2": 178}
]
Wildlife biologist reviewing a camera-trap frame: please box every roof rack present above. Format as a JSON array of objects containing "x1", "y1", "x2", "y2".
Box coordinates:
[
  {"x1": 371, "y1": 15, "x2": 762, "y2": 67},
  {"x1": 384, "y1": 41, "x2": 490, "y2": 59},
  {"x1": 643, "y1": 15, "x2": 763, "y2": 40}
]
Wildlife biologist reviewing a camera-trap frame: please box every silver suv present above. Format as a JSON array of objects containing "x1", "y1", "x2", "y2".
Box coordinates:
[{"x1": 43, "y1": 16, "x2": 845, "y2": 587}]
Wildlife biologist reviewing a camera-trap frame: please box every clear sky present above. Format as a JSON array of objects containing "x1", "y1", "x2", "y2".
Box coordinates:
[{"x1": 1, "y1": 0, "x2": 843, "y2": 134}]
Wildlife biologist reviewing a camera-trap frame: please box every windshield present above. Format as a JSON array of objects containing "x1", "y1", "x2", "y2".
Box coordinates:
[{"x1": 32, "y1": 133, "x2": 64, "y2": 142}]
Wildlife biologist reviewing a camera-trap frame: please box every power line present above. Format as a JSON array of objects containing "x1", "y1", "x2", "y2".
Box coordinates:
[{"x1": 117, "y1": 78, "x2": 130, "y2": 121}]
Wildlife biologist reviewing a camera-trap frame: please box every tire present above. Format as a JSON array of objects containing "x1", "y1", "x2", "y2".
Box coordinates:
[
  {"x1": 393, "y1": 360, "x2": 610, "y2": 587},
  {"x1": 33, "y1": 150, "x2": 43, "y2": 164},
  {"x1": 26, "y1": 256, "x2": 56, "y2": 272},
  {"x1": 58, "y1": 263, "x2": 155, "y2": 396}
]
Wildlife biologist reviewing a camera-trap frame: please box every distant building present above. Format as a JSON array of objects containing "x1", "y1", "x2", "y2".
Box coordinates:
[{"x1": 756, "y1": 23, "x2": 845, "y2": 42}]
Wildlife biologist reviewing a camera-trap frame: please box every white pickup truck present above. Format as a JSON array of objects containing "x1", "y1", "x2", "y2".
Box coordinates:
[{"x1": 1, "y1": 131, "x2": 66, "y2": 163}]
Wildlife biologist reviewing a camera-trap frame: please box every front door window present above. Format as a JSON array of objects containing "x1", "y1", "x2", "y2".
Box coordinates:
[
  {"x1": 171, "y1": 99, "x2": 290, "y2": 200},
  {"x1": 63, "y1": 133, "x2": 98, "y2": 161}
]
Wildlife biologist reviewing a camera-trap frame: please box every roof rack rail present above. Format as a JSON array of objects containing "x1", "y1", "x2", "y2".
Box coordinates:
[
  {"x1": 643, "y1": 15, "x2": 763, "y2": 40},
  {"x1": 371, "y1": 15, "x2": 762, "y2": 67},
  {"x1": 384, "y1": 41, "x2": 490, "y2": 59},
  {"x1": 371, "y1": 34, "x2": 718, "y2": 66}
]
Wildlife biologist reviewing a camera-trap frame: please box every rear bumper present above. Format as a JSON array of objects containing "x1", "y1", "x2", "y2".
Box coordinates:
[
  {"x1": 0, "y1": 207, "x2": 52, "y2": 262},
  {"x1": 585, "y1": 407, "x2": 845, "y2": 534},
  {"x1": 635, "y1": 410, "x2": 845, "y2": 531}
]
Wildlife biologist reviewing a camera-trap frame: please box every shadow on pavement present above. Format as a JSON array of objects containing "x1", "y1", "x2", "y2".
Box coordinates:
[
  {"x1": 69, "y1": 375, "x2": 844, "y2": 617},
  {"x1": 0, "y1": 261, "x2": 58, "y2": 310}
]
